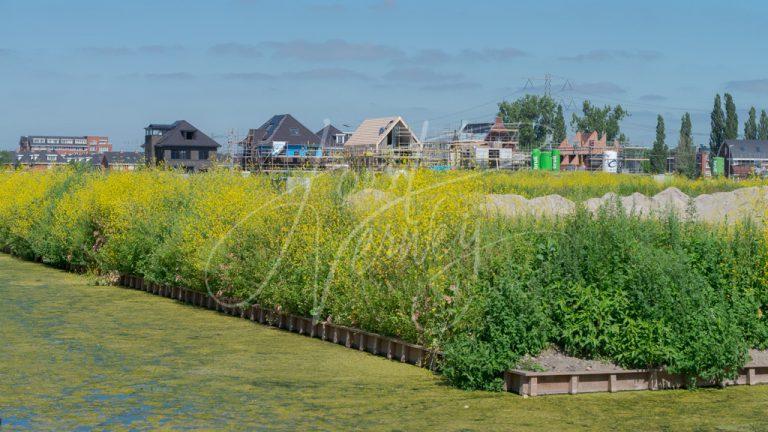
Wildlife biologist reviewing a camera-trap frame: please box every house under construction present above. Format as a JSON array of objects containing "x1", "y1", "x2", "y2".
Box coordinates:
[
  {"x1": 344, "y1": 116, "x2": 423, "y2": 166},
  {"x1": 238, "y1": 114, "x2": 324, "y2": 170},
  {"x1": 443, "y1": 117, "x2": 525, "y2": 169}
]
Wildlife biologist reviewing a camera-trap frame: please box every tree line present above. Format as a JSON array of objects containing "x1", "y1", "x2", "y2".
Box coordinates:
[
  {"x1": 649, "y1": 93, "x2": 768, "y2": 177},
  {"x1": 498, "y1": 95, "x2": 628, "y2": 149},
  {"x1": 498, "y1": 92, "x2": 768, "y2": 179}
]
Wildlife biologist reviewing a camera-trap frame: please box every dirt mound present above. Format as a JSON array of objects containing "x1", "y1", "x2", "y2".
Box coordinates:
[
  {"x1": 584, "y1": 192, "x2": 616, "y2": 213},
  {"x1": 528, "y1": 195, "x2": 575, "y2": 217},
  {"x1": 621, "y1": 192, "x2": 657, "y2": 217},
  {"x1": 484, "y1": 194, "x2": 531, "y2": 217},
  {"x1": 484, "y1": 187, "x2": 766, "y2": 224},
  {"x1": 694, "y1": 186, "x2": 768, "y2": 223},
  {"x1": 517, "y1": 348, "x2": 625, "y2": 372},
  {"x1": 652, "y1": 187, "x2": 690, "y2": 215},
  {"x1": 484, "y1": 194, "x2": 575, "y2": 218}
]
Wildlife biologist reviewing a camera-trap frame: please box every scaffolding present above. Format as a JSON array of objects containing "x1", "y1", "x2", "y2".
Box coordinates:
[{"x1": 229, "y1": 124, "x2": 651, "y2": 174}]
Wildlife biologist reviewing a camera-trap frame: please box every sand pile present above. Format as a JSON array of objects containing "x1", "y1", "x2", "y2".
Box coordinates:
[
  {"x1": 485, "y1": 186, "x2": 768, "y2": 223},
  {"x1": 349, "y1": 186, "x2": 767, "y2": 224}
]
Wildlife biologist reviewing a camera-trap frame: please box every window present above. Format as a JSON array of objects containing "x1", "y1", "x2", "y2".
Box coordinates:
[
  {"x1": 198, "y1": 149, "x2": 209, "y2": 160},
  {"x1": 181, "y1": 130, "x2": 196, "y2": 140},
  {"x1": 289, "y1": 128, "x2": 300, "y2": 136},
  {"x1": 47, "y1": 155, "x2": 57, "y2": 162},
  {"x1": 171, "y1": 149, "x2": 190, "y2": 160}
]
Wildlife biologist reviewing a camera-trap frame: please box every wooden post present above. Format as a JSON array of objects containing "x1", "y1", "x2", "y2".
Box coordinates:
[
  {"x1": 569, "y1": 375, "x2": 579, "y2": 395},
  {"x1": 609, "y1": 374, "x2": 617, "y2": 393},
  {"x1": 529, "y1": 377, "x2": 538, "y2": 397},
  {"x1": 748, "y1": 368, "x2": 756, "y2": 386},
  {"x1": 359, "y1": 334, "x2": 365, "y2": 351}
]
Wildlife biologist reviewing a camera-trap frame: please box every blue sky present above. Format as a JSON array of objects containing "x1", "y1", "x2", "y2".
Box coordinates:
[{"x1": 1, "y1": 0, "x2": 767, "y2": 151}]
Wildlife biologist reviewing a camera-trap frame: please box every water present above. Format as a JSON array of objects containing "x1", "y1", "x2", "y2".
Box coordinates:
[{"x1": 2, "y1": 254, "x2": 768, "y2": 431}]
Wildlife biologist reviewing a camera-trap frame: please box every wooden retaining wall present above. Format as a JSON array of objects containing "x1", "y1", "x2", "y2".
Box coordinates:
[
  {"x1": 117, "y1": 274, "x2": 437, "y2": 368},
  {"x1": 505, "y1": 366, "x2": 768, "y2": 396}
]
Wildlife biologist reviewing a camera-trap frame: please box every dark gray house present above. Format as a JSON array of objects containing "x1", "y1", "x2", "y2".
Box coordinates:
[
  {"x1": 239, "y1": 114, "x2": 320, "y2": 168},
  {"x1": 143, "y1": 120, "x2": 220, "y2": 172},
  {"x1": 316, "y1": 124, "x2": 351, "y2": 156},
  {"x1": 717, "y1": 140, "x2": 768, "y2": 178},
  {"x1": 316, "y1": 125, "x2": 351, "y2": 147},
  {"x1": 92, "y1": 151, "x2": 145, "y2": 171}
]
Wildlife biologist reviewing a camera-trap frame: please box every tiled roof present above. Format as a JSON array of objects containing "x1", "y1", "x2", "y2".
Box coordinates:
[
  {"x1": 316, "y1": 124, "x2": 344, "y2": 147},
  {"x1": 96, "y1": 151, "x2": 145, "y2": 165},
  {"x1": 242, "y1": 114, "x2": 320, "y2": 147},
  {"x1": 344, "y1": 116, "x2": 420, "y2": 149},
  {"x1": 151, "y1": 120, "x2": 221, "y2": 149},
  {"x1": 722, "y1": 140, "x2": 768, "y2": 159}
]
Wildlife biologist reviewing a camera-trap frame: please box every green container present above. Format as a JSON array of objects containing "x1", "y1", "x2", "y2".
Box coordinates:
[
  {"x1": 540, "y1": 151, "x2": 553, "y2": 171},
  {"x1": 551, "y1": 149, "x2": 561, "y2": 171},
  {"x1": 713, "y1": 157, "x2": 725, "y2": 176},
  {"x1": 531, "y1": 149, "x2": 541, "y2": 170}
]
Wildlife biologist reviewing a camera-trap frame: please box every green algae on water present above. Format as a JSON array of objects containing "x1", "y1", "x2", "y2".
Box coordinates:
[{"x1": 2, "y1": 254, "x2": 768, "y2": 431}]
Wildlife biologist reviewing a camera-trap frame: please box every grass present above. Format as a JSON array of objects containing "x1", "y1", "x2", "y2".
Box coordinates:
[{"x1": 2, "y1": 254, "x2": 768, "y2": 431}]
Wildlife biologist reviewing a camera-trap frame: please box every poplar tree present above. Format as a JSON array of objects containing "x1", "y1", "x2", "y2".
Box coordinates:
[
  {"x1": 744, "y1": 107, "x2": 758, "y2": 139},
  {"x1": 710, "y1": 94, "x2": 725, "y2": 154},
  {"x1": 676, "y1": 113, "x2": 696, "y2": 178},
  {"x1": 552, "y1": 104, "x2": 567, "y2": 144},
  {"x1": 759, "y1": 110, "x2": 768, "y2": 140},
  {"x1": 650, "y1": 115, "x2": 668, "y2": 173},
  {"x1": 724, "y1": 93, "x2": 738, "y2": 140}
]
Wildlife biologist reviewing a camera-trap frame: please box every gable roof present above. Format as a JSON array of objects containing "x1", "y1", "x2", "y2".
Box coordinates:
[
  {"x1": 148, "y1": 120, "x2": 220, "y2": 149},
  {"x1": 241, "y1": 114, "x2": 320, "y2": 147},
  {"x1": 344, "y1": 116, "x2": 421, "y2": 150},
  {"x1": 720, "y1": 140, "x2": 768, "y2": 160},
  {"x1": 316, "y1": 124, "x2": 344, "y2": 147},
  {"x1": 485, "y1": 116, "x2": 516, "y2": 144}
]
